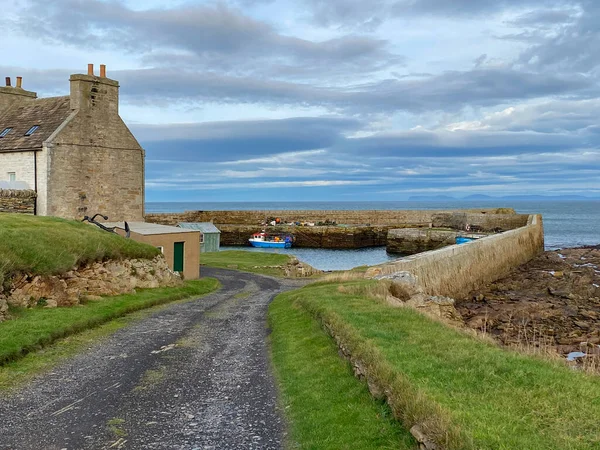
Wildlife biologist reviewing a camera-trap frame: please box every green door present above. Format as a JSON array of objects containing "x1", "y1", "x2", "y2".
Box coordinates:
[{"x1": 173, "y1": 242, "x2": 184, "y2": 273}]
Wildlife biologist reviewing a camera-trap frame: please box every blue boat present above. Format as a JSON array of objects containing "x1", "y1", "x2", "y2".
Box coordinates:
[
  {"x1": 249, "y1": 232, "x2": 293, "y2": 248},
  {"x1": 456, "y1": 236, "x2": 477, "y2": 244}
]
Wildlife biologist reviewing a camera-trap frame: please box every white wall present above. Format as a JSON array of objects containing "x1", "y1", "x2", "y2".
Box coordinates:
[
  {"x1": 0, "y1": 150, "x2": 48, "y2": 215},
  {"x1": 0, "y1": 151, "x2": 35, "y2": 188}
]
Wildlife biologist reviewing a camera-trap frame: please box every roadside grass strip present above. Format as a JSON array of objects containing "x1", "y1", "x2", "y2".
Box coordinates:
[
  {"x1": 0, "y1": 279, "x2": 220, "y2": 366},
  {"x1": 201, "y1": 250, "x2": 293, "y2": 277},
  {"x1": 0, "y1": 214, "x2": 160, "y2": 286},
  {"x1": 269, "y1": 292, "x2": 416, "y2": 450},
  {"x1": 279, "y1": 280, "x2": 600, "y2": 450}
]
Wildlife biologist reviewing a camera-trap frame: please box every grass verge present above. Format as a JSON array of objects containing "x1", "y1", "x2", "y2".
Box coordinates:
[
  {"x1": 278, "y1": 280, "x2": 600, "y2": 450},
  {"x1": 0, "y1": 278, "x2": 219, "y2": 366},
  {"x1": 269, "y1": 291, "x2": 416, "y2": 450},
  {"x1": 0, "y1": 213, "x2": 160, "y2": 286},
  {"x1": 201, "y1": 250, "x2": 294, "y2": 277}
]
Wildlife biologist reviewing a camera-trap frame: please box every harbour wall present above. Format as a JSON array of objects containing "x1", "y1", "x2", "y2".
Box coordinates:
[
  {"x1": 145, "y1": 209, "x2": 527, "y2": 249},
  {"x1": 145, "y1": 208, "x2": 518, "y2": 227},
  {"x1": 366, "y1": 215, "x2": 545, "y2": 299}
]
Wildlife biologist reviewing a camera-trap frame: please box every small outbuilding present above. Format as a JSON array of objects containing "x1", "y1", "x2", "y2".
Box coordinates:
[
  {"x1": 177, "y1": 222, "x2": 221, "y2": 253},
  {"x1": 105, "y1": 222, "x2": 201, "y2": 280}
]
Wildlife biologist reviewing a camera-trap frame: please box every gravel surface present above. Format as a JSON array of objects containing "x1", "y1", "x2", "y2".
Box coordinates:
[{"x1": 0, "y1": 268, "x2": 307, "y2": 450}]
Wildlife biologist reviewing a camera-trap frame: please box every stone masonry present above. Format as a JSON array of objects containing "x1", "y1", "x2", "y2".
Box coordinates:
[
  {"x1": 0, "y1": 66, "x2": 144, "y2": 221},
  {"x1": 1, "y1": 256, "x2": 182, "y2": 317},
  {"x1": 0, "y1": 189, "x2": 36, "y2": 214}
]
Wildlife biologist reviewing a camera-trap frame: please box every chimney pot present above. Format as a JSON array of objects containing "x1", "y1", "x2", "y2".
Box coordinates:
[
  {"x1": 87, "y1": 64, "x2": 94, "y2": 76},
  {"x1": 16, "y1": 77, "x2": 22, "y2": 88},
  {"x1": 100, "y1": 64, "x2": 106, "y2": 78},
  {"x1": 5, "y1": 77, "x2": 11, "y2": 87}
]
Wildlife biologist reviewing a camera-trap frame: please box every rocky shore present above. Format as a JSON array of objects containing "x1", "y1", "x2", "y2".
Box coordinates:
[{"x1": 457, "y1": 246, "x2": 600, "y2": 359}]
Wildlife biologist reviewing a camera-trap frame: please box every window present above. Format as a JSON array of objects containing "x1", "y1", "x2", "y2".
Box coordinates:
[
  {"x1": 8, "y1": 172, "x2": 16, "y2": 182},
  {"x1": 24, "y1": 125, "x2": 39, "y2": 136},
  {"x1": 200, "y1": 233, "x2": 204, "y2": 244},
  {"x1": 0, "y1": 127, "x2": 12, "y2": 138},
  {"x1": 156, "y1": 246, "x2": 164, "y2": 254}
]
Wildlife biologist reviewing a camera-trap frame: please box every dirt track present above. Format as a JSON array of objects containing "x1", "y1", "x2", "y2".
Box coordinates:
[{"x1": 0, "y1": 268, "x2": 306, "y2": 450}]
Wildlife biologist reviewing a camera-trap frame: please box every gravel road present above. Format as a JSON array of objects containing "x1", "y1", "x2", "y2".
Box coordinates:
[{"x1": 0, "y1": 268, "x2": 307, "y2": 450}]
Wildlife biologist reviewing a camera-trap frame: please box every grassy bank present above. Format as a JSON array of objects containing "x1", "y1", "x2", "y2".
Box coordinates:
[
  {"x1": 0, "y1": 214, "x2": 159, "y2": 285},
  {"x1": 274, "y1": 280, "x2": 600, "y2": 450},
  {"x1": 201, "y1": 250, "x2": 294, "y2": 277},
  {"x1": 0, "y1": 279, "x2": 219, "y2": 365},
  {"x1": 269, "y1": 290, "x2": 416, "y2": 449}
]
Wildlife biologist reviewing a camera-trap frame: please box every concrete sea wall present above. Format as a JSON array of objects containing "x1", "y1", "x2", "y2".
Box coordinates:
[
  {"x1": 0, "y1": 189, "x2": 36, "y2": 214},
  {"x1": 366, "y1": 215, "x2": 545, "y2": 299}
]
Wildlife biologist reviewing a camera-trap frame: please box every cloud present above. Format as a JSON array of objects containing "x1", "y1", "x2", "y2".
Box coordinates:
[
  {"x1": 14, "y1": 0, "x2": 400, "y2": 78},
  {"x1": 135, "y1": 116, "x2": 362, "y2": 162},
  {"x1": 517, "y1": 1, "x2": 600, "y2": 72},
  {"x1": 302, "y1": 0, "x2": 567, "y2": 30}
]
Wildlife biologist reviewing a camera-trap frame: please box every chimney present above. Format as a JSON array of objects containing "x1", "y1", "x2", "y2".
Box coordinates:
[
  {"x1": 70, "y1": 64, "x2": 119, "y2": 114},
  {"x1": 0, "y1": 76, "x2": 37, "y2": 114}
]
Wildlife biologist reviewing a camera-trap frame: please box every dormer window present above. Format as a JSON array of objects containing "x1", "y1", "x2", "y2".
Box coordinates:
[
  {"x1": 0, "y1": 127, "x2": 12, "y2": 137},
  {"x1": 24, "y1": 125, "x2": 39, "y2": 136}
]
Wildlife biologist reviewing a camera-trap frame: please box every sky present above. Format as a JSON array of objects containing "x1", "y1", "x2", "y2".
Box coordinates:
[{"x1": 1, "y1": 0, "x2": 600, "y2": 201}]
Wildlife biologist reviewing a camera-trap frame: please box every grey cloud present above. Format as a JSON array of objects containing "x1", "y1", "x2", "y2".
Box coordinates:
[
  {"x1": 333, "y1": 129, "x2": 582, "y2": 158},
  {"x1": 120, "y1": 67, "x2": 593, "y2": 113},
  {"x1": 134, "y1": 116, "x2": 362, "y2": 162},
  {"x1": 15, "y1": 0, "x2": 399, "y2": 78},
  {"x1": 392, "y1": 0, "x2": 566, "y2": 18},
  {"x1": 508, "y1": 8, "x2": 579, "y2": 27},
  {"x1": 1, "y1": 64, "x2": 593, "y2": 115},
  {"x1": 303, "y1": 0, "x2": 567, "y2": 30},
  {"x1": 518, "y1": 1, "x2": 600, "y2": 72}
]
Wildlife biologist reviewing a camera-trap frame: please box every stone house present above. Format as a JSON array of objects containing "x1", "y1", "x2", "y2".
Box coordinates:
[{"x1": 0, "y1": 64, "x2": 144, "y2": 221}]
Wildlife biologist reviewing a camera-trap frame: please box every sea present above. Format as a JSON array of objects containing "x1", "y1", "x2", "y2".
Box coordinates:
[{"x1": 146, "y1": 201, "x2": 599, "y2": 271}]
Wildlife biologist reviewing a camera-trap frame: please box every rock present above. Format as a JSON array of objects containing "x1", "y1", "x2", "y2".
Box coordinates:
[
  {"x1": 4, "y1": 255, "x2": 182, "y2": 309},
  {"x1": 410, "y1": 424, "x2": 439, "y2": 450}
]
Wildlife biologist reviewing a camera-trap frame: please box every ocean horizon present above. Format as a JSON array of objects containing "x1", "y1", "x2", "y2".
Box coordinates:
[{"x1": 146, "y1": 199, "x2": 599, "y2": 250}]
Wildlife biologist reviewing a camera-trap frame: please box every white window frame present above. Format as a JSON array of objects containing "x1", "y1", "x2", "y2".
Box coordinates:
[
  {"x1": 200, "y1": 233, "x2": 205, "y2": 244},
  {"x1": 156, "y1": 246, "x2": 164, "y2": 254}
]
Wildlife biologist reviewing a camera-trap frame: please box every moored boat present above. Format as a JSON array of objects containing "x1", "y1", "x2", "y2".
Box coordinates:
[{"x1": 249, "y1": 232, "x2": 293, "y2": 248}]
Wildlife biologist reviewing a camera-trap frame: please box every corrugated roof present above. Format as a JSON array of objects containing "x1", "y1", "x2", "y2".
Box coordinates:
[
  {"x1": 103, "y1": 222, "x2": 201, "y2": 236},
  {"x1": 178, "y1": 222, "x2": 221, "y2": 233},
  {"x1": 0, "y1": 96, "x2": 71, "y2": 152}
]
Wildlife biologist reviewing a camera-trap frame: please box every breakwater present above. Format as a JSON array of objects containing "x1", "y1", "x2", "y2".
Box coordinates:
[
  {"x1": 366, "y1": 215, "x2": 545, "y2": 299},
  {"x1": 145, "y1": 208, "x2": 528, "y2": 250}
]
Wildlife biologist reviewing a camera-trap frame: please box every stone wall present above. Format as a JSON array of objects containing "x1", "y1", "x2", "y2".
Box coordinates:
[
  {"x1": 146, "y1": 208, "x2": 514, "y2": 227},
  {"x1": 218, "y1": 224, "x2": 392, "y2": 248},
  {"x1": 0, "y1": 189, "x2": 36, "y2": 214},
  {"x1": 386, "y1": 228, "x2": 459, "y2": 254},
  {"x1": 432, "y1": 212, "x2": 528, "y2": 232},
  {"x1": 1, "y1": 256, "x2": 182, "y2": 315},
  {"x1": 46, "y1": 75, "x2": 144, "y2": 222},
  {"x1": 366, "y1": 215, "x2": 545, "y2": 299}
]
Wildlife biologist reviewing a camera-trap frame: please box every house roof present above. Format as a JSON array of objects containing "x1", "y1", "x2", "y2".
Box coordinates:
[
  {"x1": 178, "y1": 222, "x2": 221, "y2": 233},
  {"x1": 0, "y1": 96, "x2": 72, "y2": 153},
  {"x1": 104, "y1": 221, "x2": 201, "y2": 236}
]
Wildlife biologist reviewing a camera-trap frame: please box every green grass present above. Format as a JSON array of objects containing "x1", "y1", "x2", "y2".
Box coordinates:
[
  {"x1": 201, "y1": 250, "x2": 294, "y2": 277},
  {"x1": 0, "y1": 214, "x2": 160, "y2": 286},
  {"x1": 278, "y1": 280, "x2": 600, "y2": 450},
  {"x1": 0, "y1": 278, "x2": 220, "y2": 366},
  {"x1": 269, "y1": 292, "x2": 416, "y2": 450}
]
